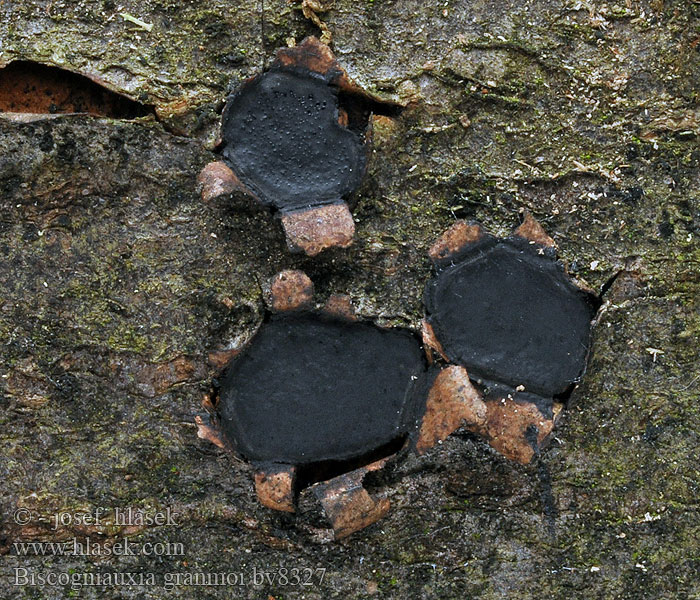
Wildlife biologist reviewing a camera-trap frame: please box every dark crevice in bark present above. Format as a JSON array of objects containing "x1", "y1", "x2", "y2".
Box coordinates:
[
  {"x1": 599, "y1": 269, "x2": 623, "y2": 297},
  {"x1": 294, "y1": 435, "x2": 408, "y2": 493},
  {"x1": 0, "y1": 61, "x2": 154, "y2": 119}
]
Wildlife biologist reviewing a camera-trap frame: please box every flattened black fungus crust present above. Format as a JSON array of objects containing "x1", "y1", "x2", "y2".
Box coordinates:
[
  {"x1": 425, "y1": 237, "x2": 597, "y2": 398},
  {"x1": 220, "y1": 69, "x2": 367, "y2": 212},
  {"x1": 218, "y1": 313, "x2": 426, "y2": 464}
]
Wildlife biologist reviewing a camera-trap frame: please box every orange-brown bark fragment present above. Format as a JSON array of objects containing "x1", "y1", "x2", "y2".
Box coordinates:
[
  {"x1": 321, "y1": 488, "x2": 390, "y2": 540},
  {"x1": 275, "y1": 37, "x2": 338, "y2": 77},
  {"x1": 313, "y1": 461, "x2": 391, "y2": 539},
  {"x1": 416, "y1": 366, "x2": 487, "y2": 453},
  {"x1": 276, "y1": 38, "x2": 359, "y2": 98},
  {"x1": 152, "y1": 357, "x2": 196, "y2": 393},
  {"x1": 421, "y1": 319, "x2": 448, "y2": 363},
  {"x1": 201, "y1": 393, "x2": 217, "y2": 412},
  {"x1": 197, "y1": 161, "x2": 251, "y2": 203},
  {"x1": 428, "y1": 221, "x2": 485, "y2": 262},
  {"x1": 270, "y1": 270, "x2": 314, "y2": 312},
  {"x1": 484, "y1": 397, "x2": 555, "y2": 464},
  {"x1": 514, "y1": 212, "x2": 556, "y2": 248},
  {"x1": 274, "y1": 37, "x2": 401, "y2": 111},
  {"x1": 254, "y1": 467, "x2": 296, "y2": 513},
  {"x1": 136, "y1": 356, "x2": 202, "y2": 397},
  {"x1": 323, "y1": 294, "x2": 356, "y2": 320},
  {"x1": 207, "y1": 348, "x2": 242, "y2": 369},
  {"x1": 195, "y1": 414, "x2": 226, "y2": 449},
  {"x1": 281, "y1": 204, "x2": 355, "y2": 256}
]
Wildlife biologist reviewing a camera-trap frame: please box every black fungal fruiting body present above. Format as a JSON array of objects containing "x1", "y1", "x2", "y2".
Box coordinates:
[
  {"x1": 198, "y1": 221, "x2": 600, "y2": 536},
  {"x1": 217, "y1": 313, "x2": 426, "y2": 464},
  {"x1": 221, "y1": 70, "x2": 367, "y2": 213},
  {"x1": 199, "y1": 37, "x2": 402, "y2": 256},
  {"x1": 425, "y1": 231, "x2": 598, "y2": 407}
]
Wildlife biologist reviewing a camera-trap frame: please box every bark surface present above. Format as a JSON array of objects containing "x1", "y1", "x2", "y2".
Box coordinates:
[{"x1": 1, "y1": 1, "x2": 698, "y2": 598}]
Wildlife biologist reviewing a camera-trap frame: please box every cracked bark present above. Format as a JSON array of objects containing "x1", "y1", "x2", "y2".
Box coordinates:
[{"x1": 1, "y1": 1, "x2": 698, "y2": 598}]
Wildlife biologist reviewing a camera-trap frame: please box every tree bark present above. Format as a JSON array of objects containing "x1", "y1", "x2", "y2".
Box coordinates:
[{"x1": 1, "y1": 1, "x2": 698, "y2": 598}]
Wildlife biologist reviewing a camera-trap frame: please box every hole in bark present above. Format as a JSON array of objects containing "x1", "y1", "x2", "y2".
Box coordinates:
[
  {"x1": 295, "y1": 435, "x2": 408, "y2": 491},
  {"x1": 336, "y1": 88, "x2": 403, "y2": 128},
  {"x1": 216, "y1": 312, "x2": 427, "y2": 466},
  {"x1": 0, "y1": 61, "x2": 154, "y2": 119},
  {"x1": 424, "y1": 235, "x2": 599, "y2": 400}
]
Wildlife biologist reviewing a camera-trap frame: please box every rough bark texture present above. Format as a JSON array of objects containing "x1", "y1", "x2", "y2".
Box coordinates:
[{"x1": 1, "y1": 1, "x2": 698, "y2": 598}]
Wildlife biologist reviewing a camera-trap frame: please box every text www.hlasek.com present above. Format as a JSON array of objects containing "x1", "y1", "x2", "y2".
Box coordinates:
[{"x1": 13, "y1": 538, "x2": 184, "y2": 557}]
